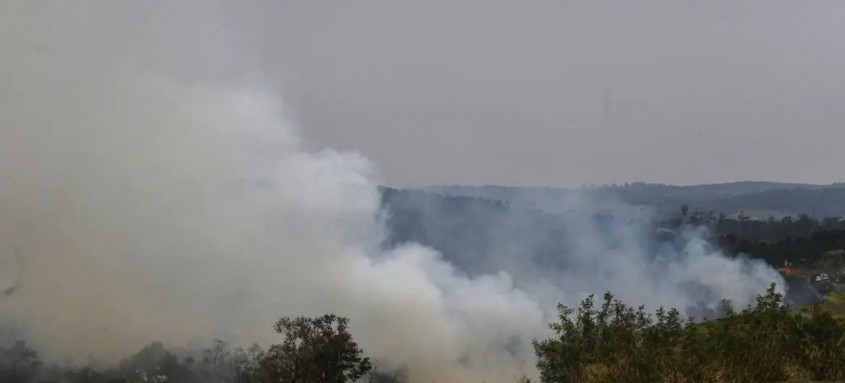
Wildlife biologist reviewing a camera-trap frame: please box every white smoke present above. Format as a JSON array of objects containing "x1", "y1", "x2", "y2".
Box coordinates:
[{"x1": 0, "y1": 2, "x2": 783, "y2": 382}]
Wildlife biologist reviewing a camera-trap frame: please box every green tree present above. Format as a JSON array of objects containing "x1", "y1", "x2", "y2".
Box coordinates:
[
  {"x1": 532, "y1": 283, "x2": 845, "y2": 383},
  {"x1": 259, "y1": 314, "x2": 371, "y2": 383}
]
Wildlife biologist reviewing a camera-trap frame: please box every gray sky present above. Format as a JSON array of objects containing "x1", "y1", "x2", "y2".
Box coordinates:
[
  {"x1": 246, "y1": 1, "x2": 845, "y2": 187},
  {"x1": 7, "y1": 1, "x2": 845, "y2": 187}
]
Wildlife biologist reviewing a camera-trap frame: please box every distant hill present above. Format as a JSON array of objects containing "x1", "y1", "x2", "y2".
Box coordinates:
[
  {"x1": 420, "y1": 182, "x2": 845, "y2": 218},
  {"x1": 379, "y1": 184, "x2": 845, "y2": 305}
]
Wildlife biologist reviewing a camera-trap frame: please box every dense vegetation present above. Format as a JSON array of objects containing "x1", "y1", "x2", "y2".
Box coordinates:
[
  {"x1": 382, "y1": 187, "x2": 845, "y2": 270},
  {"x1": 534, "y1": 284, "x2": 845, "y2": 383},
  {"x1": 3, "y1": 184, "x2": 842, "y2": 382},
  {"x1": 423, "y1": 182, "x2": 845, "y2": 217},
  {"x1": 715, "y1": 216, "x2": 845, "y2": 268},
  {"x1": 0, "y1": 315, "x2": 379, "y2": 383},
  {"x1": 5, "y1": 285, "x2": 845, "y2": 383}
]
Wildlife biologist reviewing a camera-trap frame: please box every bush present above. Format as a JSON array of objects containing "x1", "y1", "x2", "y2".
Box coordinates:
[{"x1": 533, "y1": 283, "x2": 845, "y2": 383}]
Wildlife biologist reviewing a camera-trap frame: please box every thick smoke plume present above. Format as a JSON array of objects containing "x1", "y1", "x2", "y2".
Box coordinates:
[{"x1": 0, "y1": 2, "x2": 783, "y2": 382}]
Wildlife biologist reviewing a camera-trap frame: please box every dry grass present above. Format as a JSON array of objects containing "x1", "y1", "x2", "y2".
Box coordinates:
[
  {"x1": 823, "y1": 292, "x2": 845, "y2": 320},
  {"x1": 801, "y1": 291, "x2": 845, "y2": 321}
]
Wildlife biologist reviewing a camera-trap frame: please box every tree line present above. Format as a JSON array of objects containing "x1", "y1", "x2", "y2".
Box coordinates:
[
  {"x1": 668, "y1": 204, "x2": 845, "y2": 269},
  {"x1": 5, "y1": 284, "x2": 845, "y2": 383},
  {"x1": 0, "y1": 315, "x2": 387, "y2": 383},
  {"x1": 534, "y1": 284, "x2": 845, "y2": 383}
]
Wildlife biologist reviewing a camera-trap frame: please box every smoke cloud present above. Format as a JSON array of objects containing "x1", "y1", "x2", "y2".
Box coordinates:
[{"x1": 0, "y1": 2, "x2": 783, "y2": 382}]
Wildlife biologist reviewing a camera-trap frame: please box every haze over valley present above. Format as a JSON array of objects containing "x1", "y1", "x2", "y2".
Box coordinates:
[{"x1": 1, "y1": 2, "x2": 844, "y2": 383}]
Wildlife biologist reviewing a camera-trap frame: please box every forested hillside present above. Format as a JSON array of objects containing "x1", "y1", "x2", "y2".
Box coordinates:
[
  {"x1": 423, "y1": 182, "x2": 845, "y2": 217},
  {"x1": 383, "y1": 186, "x2": 845, "y2": 270}
]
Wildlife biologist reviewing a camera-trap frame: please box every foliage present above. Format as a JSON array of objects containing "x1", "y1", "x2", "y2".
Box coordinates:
[
  {"x1": 802, "y1": 291, "x2": 845, "y2": 322},
  {"x1": 534, "y1": 283, "x2": 845, "y2": 383},
  {"x1": 715, "y1": 219, "x2": 845, "y2": 267},
  {"x1": 259, "y1": 314, "x2": 372, "y2": 383},
  {"x1": 2, "y1": 315, "x2": 373, "y2": 383},
  {"x1": 8, "y1": 293, "x2": 845, "y2": 383}
]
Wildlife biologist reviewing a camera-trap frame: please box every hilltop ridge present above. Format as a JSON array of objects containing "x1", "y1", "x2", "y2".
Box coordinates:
[{"x1": 418, "y1": 181, "x2": 845, "y2": 218}]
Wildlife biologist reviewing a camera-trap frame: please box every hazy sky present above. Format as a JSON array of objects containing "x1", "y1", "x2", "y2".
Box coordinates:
[
  {"x1": 7, "y1": 1, "x2": 845, "y2": 187},
  {"x1": 245, "y1": 1, "x2": 845, "y2": 187}
]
